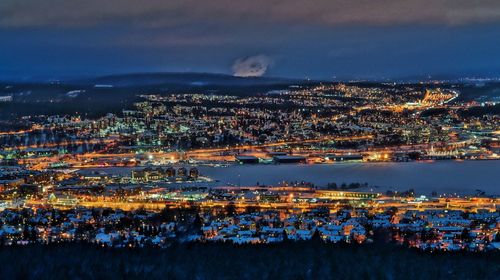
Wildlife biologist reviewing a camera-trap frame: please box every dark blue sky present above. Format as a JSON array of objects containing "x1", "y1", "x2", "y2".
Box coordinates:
[{"x1": 1, "y1": 0, "x2": 500, "y2": 80}]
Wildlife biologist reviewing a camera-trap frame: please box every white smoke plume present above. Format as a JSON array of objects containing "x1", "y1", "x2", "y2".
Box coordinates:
[{"x1": 232, "y1": 55, "x2": 272, "y2": 77}]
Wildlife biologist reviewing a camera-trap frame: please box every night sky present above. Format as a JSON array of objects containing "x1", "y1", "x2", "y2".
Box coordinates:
[{"x1": 1, "y1": 0, "x2": 500, "y2": 80}]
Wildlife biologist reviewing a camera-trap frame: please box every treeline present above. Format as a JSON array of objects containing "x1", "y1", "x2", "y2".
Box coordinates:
[
  {"x1": 0, "y1": 241, "x2": 498, "y2": 279},
  {"x1": 326, "y1": 182, "x2": 369, "y2": 190}
]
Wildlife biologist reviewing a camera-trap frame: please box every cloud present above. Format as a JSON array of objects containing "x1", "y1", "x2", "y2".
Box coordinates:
[
  {"x1": 232, "y1": 55, "x2": 272, "y2": 77},
  {"x1": 2, "y1": 0, "x2": 500, "y2": 28}
]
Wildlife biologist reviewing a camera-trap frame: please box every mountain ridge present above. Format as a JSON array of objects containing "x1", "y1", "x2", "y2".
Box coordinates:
[{"x1": 70, "y1": 72, "x2": 312, "y2": 87}]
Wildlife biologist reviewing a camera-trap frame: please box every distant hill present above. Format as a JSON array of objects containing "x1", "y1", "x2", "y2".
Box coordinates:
[
  {"x1": 0, "y1": 73, "x2": 320, "y2": 122},
  {"x1": 73, "y1": 72, "x2": 307, "y2": 87}
]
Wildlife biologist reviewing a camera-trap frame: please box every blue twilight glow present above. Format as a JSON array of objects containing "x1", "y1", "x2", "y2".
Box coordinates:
[{"x1": 1, "y1": 0, "x2": 500, "y2": 80}]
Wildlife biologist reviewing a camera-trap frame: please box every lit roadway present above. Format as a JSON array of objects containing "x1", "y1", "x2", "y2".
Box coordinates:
[
  {"x1": 25, "y1": 196, "x2": 498, "y2": 213},
  {"x1": 3, "y1": 139, "x2": 115, "y2": 151},
  {"x1": 15, "y1": 132, "x2": 492, "y2": 171},
  {"x1": 82, "y1": 134, "x2": 374, "y2": 158},
  {"x1": 22, "y1": 134, "x2": 375, "y2": 170}
]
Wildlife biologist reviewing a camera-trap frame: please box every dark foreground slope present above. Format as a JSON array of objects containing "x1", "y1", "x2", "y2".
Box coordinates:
[{"x1": 0, "y1": 242, "x2": 498, "y2": 280}]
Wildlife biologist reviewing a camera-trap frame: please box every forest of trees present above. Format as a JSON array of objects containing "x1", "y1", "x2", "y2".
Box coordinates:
[{"x1": 0, "y1": 240, "x2": 498, "y2": 279}]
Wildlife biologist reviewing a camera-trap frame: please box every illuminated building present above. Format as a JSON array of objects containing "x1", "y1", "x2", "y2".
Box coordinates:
[
  {"x1": 177, "y1": 167, "x2": 187, "y2": 177},
  {"x1": 316, "y1": 190, "x2": 380, "y2": 200},
  {"x1": 236, "y1": 155, "x2": 260, "y2": 164},
  {"x1": 273, "y1": 155, "x2": 306, "y2": 164},
  {"x1": 189, "y1": 168, "x2": 199, "y2": 179}
]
